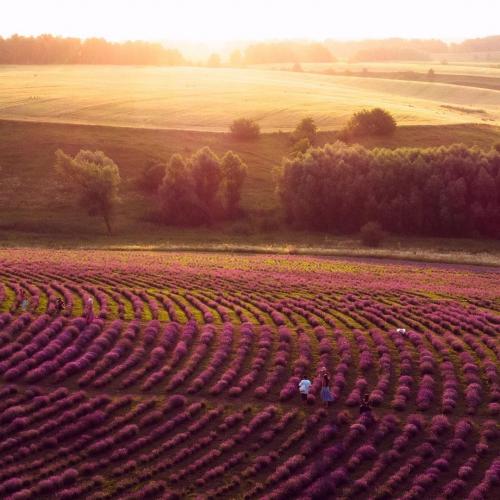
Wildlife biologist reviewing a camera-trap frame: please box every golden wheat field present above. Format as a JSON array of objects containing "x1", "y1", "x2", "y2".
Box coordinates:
[{"x1": 0, "y1": 65, "x2": 499, "y2": 131}]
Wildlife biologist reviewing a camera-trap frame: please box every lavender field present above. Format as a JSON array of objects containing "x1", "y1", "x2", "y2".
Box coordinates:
[{"x1": 0, "y1": 249, "x2": 498, "y2": 499}]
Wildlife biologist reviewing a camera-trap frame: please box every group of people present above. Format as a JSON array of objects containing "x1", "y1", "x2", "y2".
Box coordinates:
[
  {"x1": 298, "y1": 369, "x2": 374, "y2": 418},
  {"x1": 298, "y1": 368, "x2": 335, "y2": 407},
  {"x1": 16, "y1": 290, "x2": 90, "y2": 319}
]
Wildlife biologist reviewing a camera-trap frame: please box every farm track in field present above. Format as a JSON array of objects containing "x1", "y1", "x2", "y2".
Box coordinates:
[{"x1": 0, "y1": 250, "x2": 498, "y2": 499}]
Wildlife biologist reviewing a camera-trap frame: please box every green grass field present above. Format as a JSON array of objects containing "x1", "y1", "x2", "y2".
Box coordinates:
[
  {"x1": 0, "y1": 118, "x2": 499, "y2": 265},
  {"x1": 0, "y1": 65, "x2": 499, "y2": 131}
]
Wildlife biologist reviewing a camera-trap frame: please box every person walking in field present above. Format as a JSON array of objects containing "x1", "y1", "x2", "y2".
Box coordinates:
[
  {"x1": 85, "y1": 297, "x2": 94, "y2": 323},
  {"x1": 359, "y1": 393, "x2": 375, "y2": 423},
  {"x1": 298, "y1": 377, "x2": 312, "y2": 402},
  {"x1": 55, "y1": 297, "x2": 65, "y2": 316},
  {"x1": 359, "y1": 393, "x2": 372, "y2": 415},
  {"x1": 320, "y1": 371, "x2": 334, "y2": 408},
  {"x1": 19, "y1": 290, "x2": 29, "y2": 312}
]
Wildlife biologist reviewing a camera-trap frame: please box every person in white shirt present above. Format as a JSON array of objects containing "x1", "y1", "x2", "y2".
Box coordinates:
[{"x1": 298, "y1": 378, "x2": 312, "y2": 401}]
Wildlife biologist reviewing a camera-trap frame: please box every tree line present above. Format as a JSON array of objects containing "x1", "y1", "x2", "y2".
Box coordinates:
[
  {"x1": 278, "y1": 142, "x2": 500, "y2": 238},
  {"x1": 52, "y1": 116, "x2": 499, "y2": 240},
  {"x1": 0, "y1": 34, "x2": 184, "y2": 65},
  {"x1": 2, "y1": 34, "x2": 499, "y2": 66}
]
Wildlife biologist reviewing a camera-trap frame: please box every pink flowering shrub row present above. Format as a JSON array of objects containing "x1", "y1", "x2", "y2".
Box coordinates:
[
  {"x1": 254, "y1": 326, "x2": 292, "y2": 398},
  {"x1": 76, "y1": 320, "x2": 140, "y2": 386},
  {"x1": 188, "y1": 322, "x2": 233, "y2": 393},
  {"x1": 209, "y1": 322, "x2": 254, "y2": 395},
  {"x1": 166, "y1": 324, "x2": 215, "y2": 391},
  {"x1": 279, "y1": 327, "x2": 312, "y2": 401},
  {"x1": 2, "y1": 318, "x2": 87, "y2": 382},
  {"x1": 120, "y1": 322, "x2": 180, "y2": 388},
  {"x1": 367, "y1": 329, "x2": 392, "y2": 406},
  {"x1": 228, "y1": 324, "x2": 272, "y2": 396},
  {"x1": 141, "y1": 320, "x2": 197, "y2": 390},
  {"x1": 438, "y1": 420, "x2": 498, "y2": 499}
]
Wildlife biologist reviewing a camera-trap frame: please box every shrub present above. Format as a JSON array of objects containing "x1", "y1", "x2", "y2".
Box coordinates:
[
  {"x1": 230, "y1": 118, "x2": 260, "y2": 140},
  {"x1": 342, "y1": 108, "x2": 396, "y2": 138},
  {"x1": 360, "y1": 222, "x2": 385, "y2": 247}
]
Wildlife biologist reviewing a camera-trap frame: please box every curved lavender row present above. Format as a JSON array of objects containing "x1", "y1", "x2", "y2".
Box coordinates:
[
  {"x1": 229, "y1": 324, "x2": 273, "y2": 396},
  {"x1": 54, "y1": 320, "x2": 123, "y2": 383},
  {"x1": 152, "y1": 293, "x2": 178, "y2": 322},
  {"x1": 93, "y1": 320, "x2": 161, "y2": 389},
  {"x1": 0, "y1": 314, "x2": 52, "y2": 366},
  {"x1": 279, "y1": 327, "x2": 312, "y2": 401},
  {"x1": 166, "y1": 323, "x2": 215, "y2": 391},
  {"x1": 209, "y1": 322, "x2": 254, "y2": 396},
  {"x1": 24, "y1": 320, "x2": 104, "y2": 383},
  {"x1": 188, "y1": 322, "x2": 234, "y2": 393},
  {"x1": 2, "y1": 317, "x2": 84, "y2": 381},
  {"x1": 254, "y1": 326, "x2": 292, "y2": 399},
  {"x1": 77, "y1": 320, "x2": 140, "y2": 387},
  {"x1": 120, "y1": 322, "x2": 180, "y2": 388},
  {"x1": 141, "y1": 320, "x2": 198, "y2": 391}
]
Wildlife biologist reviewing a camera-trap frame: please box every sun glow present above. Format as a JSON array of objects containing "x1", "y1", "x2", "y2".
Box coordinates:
[{"x1": 1, "y1": 0, "x2": 499, "y2": 43}]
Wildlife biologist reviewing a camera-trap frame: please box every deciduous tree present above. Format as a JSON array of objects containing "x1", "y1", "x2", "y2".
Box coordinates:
[{"x1": 54, "y1": 149, "x2": 121, "y2": 234}]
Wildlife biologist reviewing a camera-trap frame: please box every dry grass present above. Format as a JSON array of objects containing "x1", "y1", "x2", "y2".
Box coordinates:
[{"x1": 0, "y1": 65, "x2": 499, "y2": 131}]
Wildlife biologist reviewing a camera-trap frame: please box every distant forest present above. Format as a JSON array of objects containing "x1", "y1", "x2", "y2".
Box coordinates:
[
  {"x1": 0, "y1": 35, "x2": 184, "y2": 65},
  {"x1": 0, "y1": 34, "x2": 499, "y2": 65},
  {"x1": 325, "y1": 36, "x2": 500, "y2": 62}
]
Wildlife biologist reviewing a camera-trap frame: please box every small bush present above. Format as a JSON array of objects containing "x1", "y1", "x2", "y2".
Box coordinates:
[
  {"x1": 360, "y1": 222, "x2": 385, "y2": 247},
  {"x1": 342, "y1": 108, "x2": 396, "y2": 139},
  {"x1": 230, "y1": 118, "x2": 260, "y2": 140}
]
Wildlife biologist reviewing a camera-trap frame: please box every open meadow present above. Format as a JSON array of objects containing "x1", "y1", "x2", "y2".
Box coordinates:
[
  {"x1": 0, "y1": 248, "x2": 498, "y2": 499},
  {"x1": 0, "y1": 65, "x2": 499, "y2": 131}
]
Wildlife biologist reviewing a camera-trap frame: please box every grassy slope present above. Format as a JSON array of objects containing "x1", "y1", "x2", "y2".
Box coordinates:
[
  {"x1": 0, "y1": 118, "x2": 499, "y2": 265},
  {"x1": 0, "y1": 65, "x2": 499, "y2": 131}
]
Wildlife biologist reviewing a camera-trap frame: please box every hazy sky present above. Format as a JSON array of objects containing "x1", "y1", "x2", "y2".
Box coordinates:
[{"x1": 1, "y1": 0, "x2": 499, "y2": 42}]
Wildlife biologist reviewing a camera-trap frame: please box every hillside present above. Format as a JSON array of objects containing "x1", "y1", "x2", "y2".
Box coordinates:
[
  {"x1": 0, "y1": 119, "x2": 499, "y2": 216},
  {"x1": 0, "y1": 118, "x2": 499, "y2": 262},
  {"x1": 0, "y1": 65, "x2": 499, "y2": 131}
]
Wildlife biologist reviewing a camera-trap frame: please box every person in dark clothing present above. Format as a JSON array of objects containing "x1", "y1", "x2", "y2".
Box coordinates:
[
  {"x1": 55, "y1": 297, "x2": 65, "y2": 315},
  {"x1": 359, "y1": 393, "x2": 372, "y2": 415}
]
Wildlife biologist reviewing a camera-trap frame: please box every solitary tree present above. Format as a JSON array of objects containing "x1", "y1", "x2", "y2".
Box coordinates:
[
  {"x1": 230, "y1": 118, "x2": 260, "y2": 140},
  {"x1": 221, "y1": 151, "x2": 247, "y2": 217},
  {"x1": 341, "y1": 108, "x2": 396, "y2": 139},
  {"x1": 54, "y1": 149, "x2": 121, "y2": 234}
]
